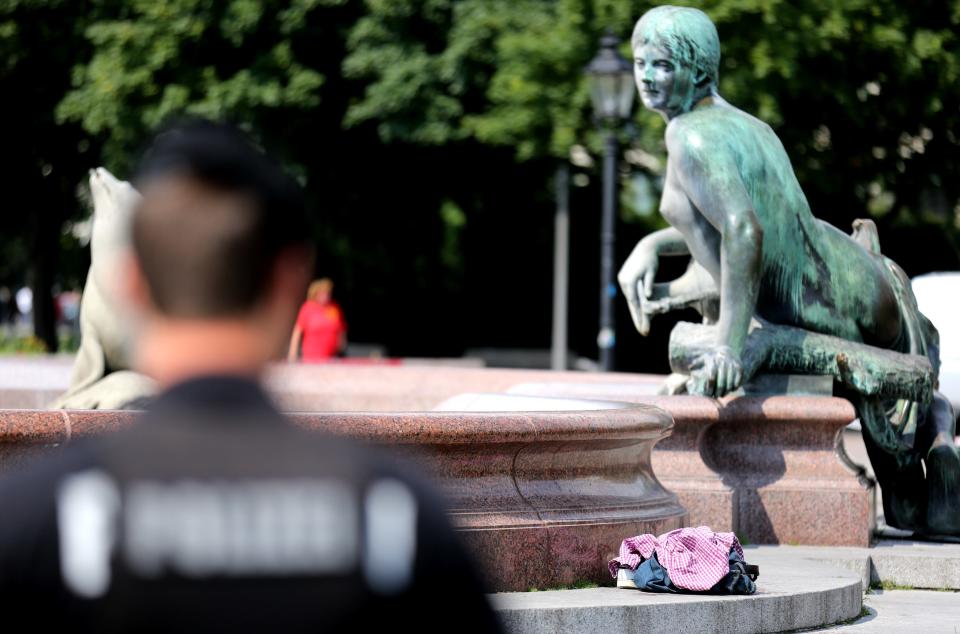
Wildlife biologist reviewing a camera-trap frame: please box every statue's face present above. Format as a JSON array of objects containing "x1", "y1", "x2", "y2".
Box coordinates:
[{"x1": 633, "y1": 41, "x2": 698, "y2": 118}]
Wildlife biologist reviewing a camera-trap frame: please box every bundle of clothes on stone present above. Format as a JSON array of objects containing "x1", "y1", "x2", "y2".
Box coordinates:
[{"x1": 609, "y1": 526, "x2": 758, "y2": 594}]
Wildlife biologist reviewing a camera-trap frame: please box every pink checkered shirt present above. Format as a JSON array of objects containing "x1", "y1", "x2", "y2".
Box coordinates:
[{"x1": 608, "y1": 526, "x2": 744, "y2": 591}]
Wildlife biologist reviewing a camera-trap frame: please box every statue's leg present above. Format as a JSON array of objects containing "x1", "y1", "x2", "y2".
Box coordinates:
[
  {"x1": 915, "y1": 391, "x2": 957, "y2": 453},
  {"x1": 922, "y1": 393, "x2": 960, "y2": 535},
  {"x1": 855, "y1": 396, "x2": 927, "y2": 531}
]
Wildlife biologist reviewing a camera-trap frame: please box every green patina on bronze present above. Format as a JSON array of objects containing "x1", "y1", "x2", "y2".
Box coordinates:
[{"x1": 619, "y1": 5, "x2": 960, "y2": 536}]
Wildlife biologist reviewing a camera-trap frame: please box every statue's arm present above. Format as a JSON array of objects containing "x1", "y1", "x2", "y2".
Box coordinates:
[
  {"x1": 621, "y1": 227, "x2": 689, "y2": 295},
  {"x1": 644, "y1": 226, "x2": 691, "y2": 256},
  {"x1": 618, "y1": 227, "x2": 688, "y2": 335},
  {"x1": 670, "y1": 128, "x2": 763, "y2": 394}
]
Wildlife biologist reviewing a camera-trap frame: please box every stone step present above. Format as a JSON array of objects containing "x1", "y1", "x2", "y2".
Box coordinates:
[
  {"x1": 770, "y1": 540, "x2": 960, "y2": 591},
  {"x1": 491, "y1": 541, "x2": 960, "y2": 633},
  {"x1": 820, "y1": 539, "x2": 960, "y2": 592},
  {"x1": 820, "y1": 589, "x2": 960, "y2": 632},
  {"x1": 491, "y1": 547, "x2": 863, "y2": 634},
  {"x1": 867, "y1": 539, "x2": 960, "y2": 590}
]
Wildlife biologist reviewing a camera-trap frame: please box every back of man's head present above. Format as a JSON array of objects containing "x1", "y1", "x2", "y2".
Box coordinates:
[{"x1": 132, "y1": 121, "x2": 311, "y2": 318}]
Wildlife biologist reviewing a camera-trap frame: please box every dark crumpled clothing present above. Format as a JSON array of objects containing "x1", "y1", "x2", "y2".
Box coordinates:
[
  {"x1": 619, "y1": 547, "x2": 756, "y2": 595},
  {"x1": 609, "y1": 526, "x2": 743, "y2": 591}
]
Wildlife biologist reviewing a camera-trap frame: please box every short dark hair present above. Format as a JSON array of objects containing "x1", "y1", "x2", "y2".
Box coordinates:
[{"x1": 132, "y1": 120, "x2": 312, "y2": 317}]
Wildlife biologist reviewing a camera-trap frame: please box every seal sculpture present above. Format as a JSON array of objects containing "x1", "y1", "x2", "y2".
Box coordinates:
[{"x1": 52, "y1": 168, "x2": 155, "y2": 409}]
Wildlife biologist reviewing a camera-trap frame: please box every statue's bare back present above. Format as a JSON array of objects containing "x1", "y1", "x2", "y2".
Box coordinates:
[{"x1": 663, "y1": 98, "x2": 903, "y2": 350}]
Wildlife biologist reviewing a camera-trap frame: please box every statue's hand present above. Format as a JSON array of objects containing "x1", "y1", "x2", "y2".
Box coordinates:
[
  {"x1": 687, "y1": 346, "x2": 744, "y2": 398},
  {"x1": 618, "y1": 239, "x2": 659, "y2": 336}
]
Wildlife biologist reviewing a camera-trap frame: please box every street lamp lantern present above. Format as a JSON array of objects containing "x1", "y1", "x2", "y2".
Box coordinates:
[
  {"x1": 584, "y1": 29, "x2": 635, "y2": 372},
  {"x1": 585, "y1": 30, "x2": 635, "y2": 124}
]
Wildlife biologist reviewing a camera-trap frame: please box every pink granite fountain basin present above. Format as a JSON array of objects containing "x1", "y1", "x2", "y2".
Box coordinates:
[
  {"x1": 502, "y1": 382, "x2": 873, "y2": 547},
  {"x1": 0, "y1": 359, "x2": 872, "y2": 572},
  {"x1": 0, "y1": 384, "x2": 686, "y2": 592}
]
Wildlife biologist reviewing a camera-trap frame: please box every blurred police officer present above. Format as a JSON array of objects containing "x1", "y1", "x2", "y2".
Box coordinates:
[{"x1": 0, "y1": 122, "x2": 501, "y2": 633}]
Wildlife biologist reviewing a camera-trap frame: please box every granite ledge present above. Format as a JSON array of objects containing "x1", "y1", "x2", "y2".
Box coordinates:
[{"x1": 0, "y1": 405, "x2": 675, "y2": 446}]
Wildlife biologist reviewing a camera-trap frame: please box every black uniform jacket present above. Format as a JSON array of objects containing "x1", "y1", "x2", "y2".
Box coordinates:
[{"x1": 0, "y1": 375, "x2": 501, "y2": 633}]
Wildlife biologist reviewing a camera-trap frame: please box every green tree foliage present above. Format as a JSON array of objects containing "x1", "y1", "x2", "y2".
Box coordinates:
[
  {"x1": 0, "y1": 0, "x2": 109, "y2": 350},
  {"x1": 344, "y1": 0, "x2": 960, "y2": 267},
  {"x1": 56, "y1": 0, "x2": 328, "y2": 169},
  {"x1": 342, "y1": 0, "x2": 634, "y2": 158},
  {"x1": 52, "y1": 0, "x2": 507, "y2": 356},
  {"x1": 3, "y1": 0, "x2": 959, "y2": 362}
]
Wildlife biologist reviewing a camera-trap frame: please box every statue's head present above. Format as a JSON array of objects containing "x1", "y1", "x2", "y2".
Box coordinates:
[
  {"x1": 631, "y1": 6, "x2": 720, "y2": 118},
  {"x1": 89, "y1": 167, "x2": 141, "y2": 305}
]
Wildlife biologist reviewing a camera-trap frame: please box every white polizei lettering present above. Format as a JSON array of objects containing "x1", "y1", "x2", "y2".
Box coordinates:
[
  {"x1": 220, "y1": 483, "x2": 258, "y2": 575},
  {"x1": 302, "y1": 481, "x2": 359, "y2": 571},
  {"x1": 244, "y1": 483, "x2": 273, "y2": 571},
  {"x1": 273, "y1": 483, "x2": 309, "y2": 569},
  {"x1": 363, "y1": 479, "x2": 418, "y2": 595},
  {"x1": 57, "y1": 470, "x2": 121, "y2": 598},
  {"x1": 123, "y1": 479, "x2": 359, "y2": 578},
  {"x1": 174, "y1": 482, "x2": 227, "y2": 576},
  {"x1": 124, "y1": 481, "x2": 173, "y2": 577},
  {"x1": 220, "y1": 483, "x2": 248, "y2": 574}
]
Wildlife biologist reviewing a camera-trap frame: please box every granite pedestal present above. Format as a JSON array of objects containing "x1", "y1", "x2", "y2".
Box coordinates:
[{"x1": 506, "y1": 382, "x2": 873, "y2": 547}]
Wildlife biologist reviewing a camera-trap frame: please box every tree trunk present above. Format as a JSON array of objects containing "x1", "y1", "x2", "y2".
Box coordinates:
[{"x1": 30, "y1": 204, "x2": 60, "y2": 353}]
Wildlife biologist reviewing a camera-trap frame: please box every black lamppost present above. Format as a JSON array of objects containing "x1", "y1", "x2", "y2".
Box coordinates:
[{"x1": 585, "y1": 30, "x2": 635, "y2": 372}]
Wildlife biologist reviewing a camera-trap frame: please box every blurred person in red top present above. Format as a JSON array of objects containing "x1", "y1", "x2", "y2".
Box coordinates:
[{"x1": 288, "y1": 278, "x2": 346, "y2": 361}]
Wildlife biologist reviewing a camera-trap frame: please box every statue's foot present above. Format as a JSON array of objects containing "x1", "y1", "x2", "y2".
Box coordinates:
[
  {"x1": 925, "y1": 444, "x2": 960, "y2": 536},
  {"x1": 883, "y1": 491, "x2": 926, "y2": 532}
]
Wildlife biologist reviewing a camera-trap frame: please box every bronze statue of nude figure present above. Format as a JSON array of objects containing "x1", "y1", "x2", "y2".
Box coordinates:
[{"x1": 618, "y1": 6, "x2": 959, "y2": 535}]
